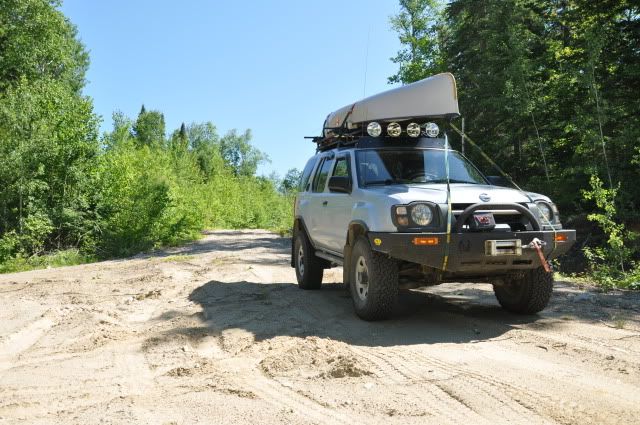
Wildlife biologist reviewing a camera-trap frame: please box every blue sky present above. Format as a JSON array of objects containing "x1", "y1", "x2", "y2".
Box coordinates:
[{"x1": 60, "y1": 0, "x2": 402, "y2": 176}]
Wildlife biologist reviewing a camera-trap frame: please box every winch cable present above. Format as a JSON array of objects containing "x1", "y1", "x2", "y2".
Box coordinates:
[
  {"x1": 441, "y1": 133, "x2": 453, "y2": 272},
  {"x1": 448, "y1": 123, "x2": 558, "y2": 267}
]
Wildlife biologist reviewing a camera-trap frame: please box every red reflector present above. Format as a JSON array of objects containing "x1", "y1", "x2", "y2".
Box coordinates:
[
  {"x1": 555, "y1": 234, "x2": 568, "y2": 242},
  {"x1": 413, "y1": 237, "x2": 439, "y2": 246}
]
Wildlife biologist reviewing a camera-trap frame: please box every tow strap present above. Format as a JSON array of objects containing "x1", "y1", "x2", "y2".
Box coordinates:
[{"x1": 441, "y1": 134, "x2": 453, "y2": 271}]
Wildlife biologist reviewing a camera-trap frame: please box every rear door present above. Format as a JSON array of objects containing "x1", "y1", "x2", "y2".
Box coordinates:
[
  {"x1": 306, "y1": 154, "x2": 334, "y2": 248},
  {"x1": 295, "y1": 156, "x2": 319, "y2": 222},
  {"x1": 320, "y1": 153, "x2": 354, "y2": 254}
]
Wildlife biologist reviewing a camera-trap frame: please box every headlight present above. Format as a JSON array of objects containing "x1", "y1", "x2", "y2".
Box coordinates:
[
  {"x1": 411, "y1": 204, "x2": 433, "y2": 226},
  {"x1": 536, "y1": 202, "x2": 553, "y2": 223}
]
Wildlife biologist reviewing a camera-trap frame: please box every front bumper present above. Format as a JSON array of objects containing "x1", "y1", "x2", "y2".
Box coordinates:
[{"x1": 368, "y1": 229, "x2": 576, "y2": 276}]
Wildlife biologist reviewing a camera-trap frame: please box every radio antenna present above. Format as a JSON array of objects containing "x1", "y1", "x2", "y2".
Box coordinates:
[{"x1": 363, "y1": 26, "x2": 371, "y2": 98}]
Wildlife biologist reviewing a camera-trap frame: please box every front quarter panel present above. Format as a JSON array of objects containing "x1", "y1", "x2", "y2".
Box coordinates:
[{"x1": 350, "y1": 189, "x2": 399, "y2": 233}]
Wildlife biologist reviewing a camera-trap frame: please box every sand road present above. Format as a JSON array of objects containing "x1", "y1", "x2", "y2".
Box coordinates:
[{"x1": 1, "y1": 230, "x2": 639, "y2": 424}]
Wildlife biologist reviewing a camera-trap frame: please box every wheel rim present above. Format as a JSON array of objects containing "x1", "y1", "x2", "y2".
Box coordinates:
[
  {"x1": 297, "y1": 245, "x2": 305, "y2": 277},
  {"x1": 354, "y1": 255, "x2": 369, "y2": 301}
]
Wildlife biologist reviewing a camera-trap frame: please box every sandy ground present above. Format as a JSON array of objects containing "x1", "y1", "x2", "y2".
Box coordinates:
[{"x1": 1, "y1": 230, "x2": 639, "y2": 425}]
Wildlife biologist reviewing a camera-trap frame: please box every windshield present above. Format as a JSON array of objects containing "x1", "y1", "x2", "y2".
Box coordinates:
[{"x1": 355, "y1": 149, "x2": 487, "y2": 187}]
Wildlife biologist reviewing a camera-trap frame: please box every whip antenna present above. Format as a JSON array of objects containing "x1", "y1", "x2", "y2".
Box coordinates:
[{"x1": 363, "y1": 26, "x2": 371, "y2": 98}]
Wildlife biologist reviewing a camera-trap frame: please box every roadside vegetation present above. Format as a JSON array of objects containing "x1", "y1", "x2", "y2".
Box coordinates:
[
  {"x1": 1, "y1": 1, "x2": 638, "y2": 288},
  {"x1": 0, "y1": 0, "x2": 295, "y2": 273},
  {"x1": 389, "y1": 0, "x2": 639, "y2": 288}
]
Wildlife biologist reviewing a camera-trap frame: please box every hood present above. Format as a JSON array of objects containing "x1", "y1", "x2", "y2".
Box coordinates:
[{"x1": 367, "y1": 184, "x2": 549, "y2": 205}]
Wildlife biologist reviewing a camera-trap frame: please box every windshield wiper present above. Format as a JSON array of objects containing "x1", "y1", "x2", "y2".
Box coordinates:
[
  {"x1": 365, "y1": 179, "x2": 400, "y2": 186},
  {"x1": 426, "y1": 179, "x2": 482, "y2": 184}
]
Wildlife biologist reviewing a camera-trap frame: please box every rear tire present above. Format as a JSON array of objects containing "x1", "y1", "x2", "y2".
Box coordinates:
[
  {"x1": 493, "y1": 267, "x2": 553, "y2": 314},
  {"x1": 349, "y1": 237, "x2": 398, "y2": 320},
  {"x1": 294, "y1": 231, "x2": 323, "y2": 290}
]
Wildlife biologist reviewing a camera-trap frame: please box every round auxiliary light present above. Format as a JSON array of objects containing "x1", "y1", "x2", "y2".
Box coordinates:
[
  {"x1": 407, "y1": 122, "x2": 421, "y2": 138},
  {"x1": 411, "y1": 204, "x2": 433, "y2": 226},
  {"x1": 423, "y1": 122, "x2": 439, "y2": 138},
  {"x1": 387, "y1": 122, "x2": 402, "y2": 137},
  {"x1": 367, "y1": 122, "x2": 382, "y2": 137}
]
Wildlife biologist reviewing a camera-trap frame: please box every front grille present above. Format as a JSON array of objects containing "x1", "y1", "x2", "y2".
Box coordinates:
[{"x1": 451, "y1": 203, "x2": 530, "y2": 232}]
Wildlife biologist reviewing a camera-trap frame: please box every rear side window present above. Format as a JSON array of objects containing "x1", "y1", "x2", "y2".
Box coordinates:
[
  {"x1": 332, "y1": 156, "x2": 350, "y2": 178},
  {"x1": 312, "y1": 157, "x2": 333, "y2": 192},
  {"x1": 299, "y1": 157, "x2": 318, "y2": 192}
]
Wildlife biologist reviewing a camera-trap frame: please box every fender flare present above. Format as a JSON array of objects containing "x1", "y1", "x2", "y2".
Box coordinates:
[{"x1": 343, "y1": 220, "x2": 370, "y2": 286}]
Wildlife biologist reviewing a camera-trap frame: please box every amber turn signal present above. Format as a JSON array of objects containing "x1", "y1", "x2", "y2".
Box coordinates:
[
  {"x1": 412, "y1": 237, "x2": 439, "y2": 246},
  {"x1": 554, "y1": 234, "x2": 568, "y2": 242}
]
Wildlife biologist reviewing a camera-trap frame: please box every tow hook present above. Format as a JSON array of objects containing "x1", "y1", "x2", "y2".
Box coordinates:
[{"x1": 527, "y1": 238, "x2": 551, "y2": 273}]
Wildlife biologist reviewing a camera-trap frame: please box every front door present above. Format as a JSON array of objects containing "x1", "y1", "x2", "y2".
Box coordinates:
[{"x1": 320, "y1": 154, "x2": 354, "y2": 254}]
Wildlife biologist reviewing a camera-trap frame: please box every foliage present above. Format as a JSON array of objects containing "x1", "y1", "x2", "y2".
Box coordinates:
[
  {"x1": 219, "y1": 129, "x2": 268, "y2": 177},
  {"x1": 390, "y1": 0, "x2": 640, "y2": 214},
  {"x1": 280, "y1": 168, "x2": 302, "y2": 194},
  {"x1": 0, "y1": 249, "x2": 92, "y2": 274},
  {"x1": 133, "y1": 105, "x2": 166, "y2": 148},
  {"x1": 390, "y1": 0, "x2": 640, "y2": 286},
  {"x1": 0, "y1": 2, "x2": 294, "y2": 272},
  {"x1": 582, "y1": 176, "x2": 638, "y2": 289},
  {"x1": 0, "y1": 0, "x2": 89, "y2": 93},
  {"x1": 0, "y1": 0, "x2": 100, "y2": 263},
  {"x1": 388, "y1": 0, "x2": 445, "y2": 84}
]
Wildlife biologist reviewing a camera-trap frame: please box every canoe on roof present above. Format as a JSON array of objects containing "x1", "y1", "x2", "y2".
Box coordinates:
[{"x1": 323, "y1": 73, "x2": 459, "y2": 136}]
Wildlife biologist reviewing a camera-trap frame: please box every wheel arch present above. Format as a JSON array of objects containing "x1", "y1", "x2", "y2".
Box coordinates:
[
  {"x1": 343, "y1": 220, "x2": 370, "y2": 286},
  {"x1": 291, "y1": 217, "x2": 314, "y2": 267}
]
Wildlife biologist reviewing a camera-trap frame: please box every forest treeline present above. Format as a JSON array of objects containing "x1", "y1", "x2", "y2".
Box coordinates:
[
  {"x1": 0, "y1": 0, "x2": 294, "y2": 272},
  {"x1": 389, "y1": 0, "x2": 639, "y2": 287}
]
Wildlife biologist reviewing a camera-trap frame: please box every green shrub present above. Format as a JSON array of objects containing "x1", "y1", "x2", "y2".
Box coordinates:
[{"x1": 582, "y1": 175, "x2": 638, "y2": 289}]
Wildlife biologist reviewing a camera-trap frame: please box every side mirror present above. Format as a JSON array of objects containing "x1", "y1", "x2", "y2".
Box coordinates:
[
  {"x1": 487, "y1": 175, "x2": 509, "y2": 187},
  {"x1": 328, "y1": 176, "x2": 352, "y2": 193}
]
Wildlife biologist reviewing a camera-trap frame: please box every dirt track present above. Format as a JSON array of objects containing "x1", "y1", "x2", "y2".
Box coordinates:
[{"x1": 1, "y1": 230, "x2": 639, "y2": 424}]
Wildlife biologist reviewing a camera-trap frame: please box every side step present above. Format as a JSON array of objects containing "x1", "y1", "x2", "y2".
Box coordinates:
[{"x1": 314, "y1": 250, "x2": 344, "y2": 266}]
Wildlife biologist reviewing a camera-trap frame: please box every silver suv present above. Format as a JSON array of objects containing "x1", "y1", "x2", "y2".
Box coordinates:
[{"x1": 291, "y1": 74, "x2": 576, "y2": 320}]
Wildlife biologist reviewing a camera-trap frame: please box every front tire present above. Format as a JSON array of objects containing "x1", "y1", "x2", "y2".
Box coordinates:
[
  {"x1": 349, "y1": 237, "x2": 399, "y2": 320},
  {"x1": 294, "y1": 231, "x2": 323, "y2": 290},
  {"x1": 493, "y1": 267, "x2": 553, "y2": 314}
]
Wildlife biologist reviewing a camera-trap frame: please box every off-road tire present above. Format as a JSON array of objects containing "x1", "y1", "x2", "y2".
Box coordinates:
[
  {"x1": 349, "y1": 237, "x2": 399, "y2": 320},
  {"x1": 493, "y1": 267, "x2": 553, "y2": 314},
  {"x1": 294, "y1": 231, "x2": 323, "y2": 290}
]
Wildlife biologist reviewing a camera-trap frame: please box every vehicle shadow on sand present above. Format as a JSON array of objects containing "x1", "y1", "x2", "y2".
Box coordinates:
[{"x1": 154, "y1": 280, "x2": 548, "y2": 348}]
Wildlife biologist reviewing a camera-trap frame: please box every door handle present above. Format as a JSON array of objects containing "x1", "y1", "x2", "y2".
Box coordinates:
[{"x1": 322, "y1": 201, "x2": 328, "y2": 206}]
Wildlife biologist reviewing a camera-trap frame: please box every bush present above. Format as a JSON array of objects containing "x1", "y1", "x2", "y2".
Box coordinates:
[{"x1": 582, "y1": 175, "x2": 638, "y2": 289}]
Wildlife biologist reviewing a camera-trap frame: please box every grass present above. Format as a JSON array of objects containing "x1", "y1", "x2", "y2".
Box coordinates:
[
  {"x1": 0, "y1": 226, "x2": 291, "y2": 275},
  {"x1": 160, "y1": 254, "x2": 196, "y2": 263},
  {"x1": 556, "y1": 270, "x2": 640, "y2": 291},
  {"x1": 0, "y1": 249, "x2": 94, "y2": 274}
]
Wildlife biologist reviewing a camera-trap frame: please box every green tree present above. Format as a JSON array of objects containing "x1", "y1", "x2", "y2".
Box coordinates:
[
  {"x1": 0, "y1": 0, "x2": 99, "y2": 260},
  {"x1": 186, "y1": 122, "x2": 224, "y2": 180},
  {"x1": 133, "y1": 105, "x2": 166, "y2": 147},
  {"x1": 219, "y1": 129, "x2": 268, "y2": 177},
  {"x1": 280, "y1": 168, "x2": 302, "y2": 194},
  {"x1": 389, "y1": 0, "x2": 445, "y2": 84},
  {"x1": 0, "y1": 0, "x2": 89, "y2": 93}
]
